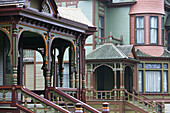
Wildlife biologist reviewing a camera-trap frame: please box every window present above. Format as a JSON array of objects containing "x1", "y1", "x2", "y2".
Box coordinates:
[
  {"x1": 145, "y1": 71, "x2": 161, "y2": 92},
  {"x1": 99, "y1": 16, "x2": 104, "y2": 41},
  {"x1": 162, "y1": 17, "x2": 164, "y2": 45},
  {"x1": 138, "y1": 63, "x2": 168, "y2": 93},
  {"x1": 136, "y1": 17, "x2": 144, "y2": 44},
  {"x1": 164, "y1": 71, "x2": 168, "y2": 93},
  {"x1": 138, "y1": 71, "x2": 143, "y2": 93},
  {"x1": 150, "y1": 17, "x2": 158, "y2": 44}
]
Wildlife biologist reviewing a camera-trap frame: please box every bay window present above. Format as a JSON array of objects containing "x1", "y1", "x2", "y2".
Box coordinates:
[
  {"x1": 136, "y1": 16, "x2": 144, "y2": 44},
  {"x1": 150, "y1": 16, "x2": 158, "y2": 44}
]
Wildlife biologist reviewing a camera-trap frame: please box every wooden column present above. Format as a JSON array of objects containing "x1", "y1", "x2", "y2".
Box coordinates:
[
  {"x1": 133, "y1": 70, "x2": 135, "y2": 90},
  {"x1": 114, "y1": 64, "x2": 117, "y2": 100},
  {"x1": 57, "y1": 47, "x2": 65, "y2": 87},
  {"x1": 114, "y1": 64, "x2": 117, "y2": 89},
  {"x1": 90, "y1": 64, "x2": 94, "y2": 100},
  {"x1": 82, "y1": 40, "x2": 86, "y2": 102},
  {"x1": 120, "y1": 63, "x2": 123, "y2": 89},
  {"x1": 69, "y1": 46, "x2": 74, "y2": 88},
  {"x1": 12, "y1": 27, "x2": 18, "y2": 85},
  {"x1": 52, "y1": 48, "x2": 56, "y2": 87}
]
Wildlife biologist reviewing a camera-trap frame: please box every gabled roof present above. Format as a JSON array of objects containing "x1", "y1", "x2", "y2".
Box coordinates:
[
  {"x1": 86, "y1": 43, "x2": 137, "y2": 61},
  {"x1": 136, "y1": 49, "x2": 170, "y2": 58},
  {"x1": 58, "y1": 7, "x2": 94, "y2": 27}
]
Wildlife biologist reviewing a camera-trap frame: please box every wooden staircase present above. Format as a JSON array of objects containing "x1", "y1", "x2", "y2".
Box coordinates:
[{"x1": 0, "y1": 86, "x2": 100, "y2": 113}]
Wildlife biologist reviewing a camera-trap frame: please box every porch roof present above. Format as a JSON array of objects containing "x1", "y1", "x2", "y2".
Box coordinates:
[
  {"x1": 136, "y1": 49, "x2": 170, "y2": 58},
  {"x1": 86, "y1": 43, "x2": 137, "y2": 61}
]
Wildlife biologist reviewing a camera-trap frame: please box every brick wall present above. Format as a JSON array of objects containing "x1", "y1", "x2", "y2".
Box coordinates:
[{"x1": 129, "y1": 0, "x2": 164, "y2": 15}]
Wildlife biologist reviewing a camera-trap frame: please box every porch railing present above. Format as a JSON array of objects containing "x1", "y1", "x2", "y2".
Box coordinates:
[{"x1": 86, "y1": 89, "x2": 123, "y2": 100}]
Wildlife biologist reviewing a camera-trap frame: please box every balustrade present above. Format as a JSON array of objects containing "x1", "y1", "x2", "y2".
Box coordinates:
[{"x1": 86, "y1": 89, "x2": 122, "y2": 100}]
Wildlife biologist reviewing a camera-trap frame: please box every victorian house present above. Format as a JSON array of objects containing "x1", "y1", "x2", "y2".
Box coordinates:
[{"x1": 1, "y1": 0, "x2": 170, "y2": 113}]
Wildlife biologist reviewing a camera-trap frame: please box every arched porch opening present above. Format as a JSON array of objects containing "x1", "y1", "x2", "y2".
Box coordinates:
[
  {"x1": 124, "y1": 66, "x2": 133, "y2": 93},
  {"x1": 0, "y1": 30, "x2": 12, "y2": 85},
  {"x1": 51, "y1": 38, "x2": 76, "y2": 88},
  {"x1": 95, "y1": 65, "x2": 114, "y2": 91},
  {"x1": 18, "y1": 31, "x2": 46, "y2": 89}
]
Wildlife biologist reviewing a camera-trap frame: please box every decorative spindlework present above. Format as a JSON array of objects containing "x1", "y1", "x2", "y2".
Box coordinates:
[
  {"x1": 2, "y1": 26, "x2": 11, "y2": 34},
  {"x1": 42, "y1": 1, "x2": 51, "y2": 13}
]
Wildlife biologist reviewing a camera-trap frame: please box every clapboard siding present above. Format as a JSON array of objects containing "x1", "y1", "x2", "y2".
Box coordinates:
[
  {"x1": 25, "y1": 64, "x2": 34, "y2": 90},
  {"x1": 36, "y1": 64, "x2": 44, "y2": 90}
]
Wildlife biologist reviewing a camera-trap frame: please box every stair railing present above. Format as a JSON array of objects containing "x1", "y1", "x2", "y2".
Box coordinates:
[
  {"x1": 133, "y1": 89, "x2": 162, "y2": 112},
  {"x1": 47, "y1": 87, "x2": 100, "y2": 113},
  {"x1": 0, "y1": 86, "x2": 71, "y2": 113},
  {"x1": 124, "y1": 89, "x2": 153, "y2": 112}
]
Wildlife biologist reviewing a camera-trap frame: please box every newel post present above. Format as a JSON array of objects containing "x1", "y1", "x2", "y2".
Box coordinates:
[
  {"x1": 11, "y1": 85, "x2": 17, "y2": 107},
  {"x1": 162, "y1": 101, "x2": 165, "y2": 113},
  {"x1": 75, "y1": 103, "x2": 83, "y2": 113},
  {"x1": 102, "y1": 102, "x2": 110, "y2": 113}
]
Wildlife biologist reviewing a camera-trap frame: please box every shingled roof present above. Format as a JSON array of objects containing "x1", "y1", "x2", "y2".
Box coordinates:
[
  {"x1": 86, "y1": 43, "x2": 137, "y2": 61},
  {"x1": 136, "y1": 49, "x2": 170, "y2": 58}
]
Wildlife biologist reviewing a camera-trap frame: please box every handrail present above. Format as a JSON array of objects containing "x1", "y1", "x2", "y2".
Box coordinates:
[
  {"x1": 124, "y1": 89, "x2": 152, "y2": 106},
  {"x1": 133, "y1": 89, "x2": 162, "y2": 106},
  {"x1": 16, "y1": 104, "x2": 34, "y2": 113},
  {"x1": 93, "y1": 88, "x2": 123, "y2": 92},
  {"x1": 48, "y1": 87, "x2": 100, "y2": 113},
  {"x1": 17, "y1": 86, "x2": 71, "y2": 113},
  {"x1": 95, "y1": 35, "x2": 123, "y2": 42}
]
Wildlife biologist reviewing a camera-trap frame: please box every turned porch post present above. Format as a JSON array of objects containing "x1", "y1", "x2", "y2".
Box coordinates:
[{"x1": 12, "y1": 26, "x2": 19, "y2": 85}]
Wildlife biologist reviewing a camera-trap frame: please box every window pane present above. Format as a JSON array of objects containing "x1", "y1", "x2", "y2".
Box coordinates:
[
  {"x1": 136, "y1": 17, "x2": 144, "y2": 28},
  {"x1": 138, "y1": 63, "x2": 143, "y2": 68},
  {"x1": 150, "y1": 29, "x2": 157, "y2": 43},
  {"x1": 138, "y1": 71, "x2": 143, "y2": 93},
  {"x1": 145, "y1": 63, "x2": 161, "y2": 69},
  {"x1": 164, "y1": 71, "x2": 168, "y2": 93},
  {"x1": 150, "y1": 17, "x2": 158, "y2": 44},
  {"x1": 163, "y1": 64, "x2": 168, "y2": 69},
  {"x1": 150, "y1": 17, "x2": 158, "y2": 28},
  {"x1": 99, "y1": 16, "x2": 104, "y2": 39},
  {"x1": 136, "y1": 17, "x2": 144, "y2": 44},
  {"x1": 136, "y1": 29, "x2": 144, "y2": 43},
  {"x1": 145, "y1": 71, "x2": 161, "y2": 92}
]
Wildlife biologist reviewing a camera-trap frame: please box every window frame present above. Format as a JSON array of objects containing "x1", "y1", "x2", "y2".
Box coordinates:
[
  {"x1": 150, "y1": 16, "x2": 158, "y2": 44},
  {"x1": 135, "y1": 16, "x2": 145, "y2": 44},
  {"x1": 138, "y1": 62, "x2": 168, "y2": 93},
  {"x1": 162, "y1": 17, "x2": 164, "y2": 45},
  {"x1": 98, "y1": 15, "x2": 104, "y2": 42}
]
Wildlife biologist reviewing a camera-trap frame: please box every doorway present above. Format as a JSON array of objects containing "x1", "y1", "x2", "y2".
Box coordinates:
[
  {"x1": 124, "y1": 66, "x2": 133, "y2": 93},
  {"x1": 95, "y1": 65, "x2": 114, "y2": 91}
]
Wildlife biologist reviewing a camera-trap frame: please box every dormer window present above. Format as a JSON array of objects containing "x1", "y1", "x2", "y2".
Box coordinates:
[
  {"x1": 136, "y1": 16, "x2": 144, "y2": 44},
  {"x1": 150, "y1": 16, "x2": 158, "y2": 44}
]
